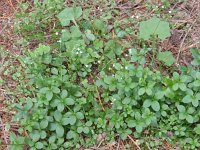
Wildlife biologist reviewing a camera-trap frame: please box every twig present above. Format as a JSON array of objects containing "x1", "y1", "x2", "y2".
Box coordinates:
[
  {"x1": 176, "y1": 19, "x2": 197, "y2": 63},
  {"x1": 95, "y1": 86, "x2": 105, "y2": 111},
  {"x1": 182, "y1": 41, "x2": 200, "y2": 52},
  {"x1": 116, "y1": 137, "x2": 120, "y2": 150},
  {"x1": 7, "y1": 0, "x2": 16, "y2": 11},
  {"x1": 127, "y1": 135, "x2": 141, "y2": 150},
  {"x1": 97, "y1": 139, "x2": 104, "y2": 148},
  {"x1": 0, "y1": 118, "x2": 9, "y2": 150}
]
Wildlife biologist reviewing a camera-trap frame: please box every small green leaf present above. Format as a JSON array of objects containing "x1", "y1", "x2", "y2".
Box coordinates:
[
  {"x1": 127, "y1": 120, "x2": 136, "y2": 128},
  {"x1": 76, "y1": 112, "x2": 84, "y2": 119},
  {"x1": 40, "y1": 120, "x2": 48, "y2": 129},
  {"x1": 182, "y1": 95, "x2": 192, "y2": 103},
  {"x1": 58, "y1": 103, "x2": 65, "y2": 112},
  {"x1": 56, "y1": 125, "x2": 64, "y2": 137},
  {"x1": 67, "y1": 130, "x2": 76, "y2": 139},
  {"x1": 138, "y1": 88, "x2": 145, "y2": 95},
  {"x1": 69, "y1": 115, "x2": 77, "y2": 125},
  {"x1": 186, "y1": 115, "x2": 193, "y2": 123},
  {"x1": 65, "y1": 98, "x2": 75, "y2": 105},
  {"x1": 51, "y1": 68, "x2": 58, "y2": 75},
  {"x1": 61, "y1": 90, "x2": 68, "y2": 98},
  {"x1": 46, "y1": 91, "x2": 53, "y2": 101},
  {"x1": 122, "y1": 97, "x2": 131, "y2": 105},
  {"x1": 70, "y1": 26, "x2": 82, "y2": 38},
  {"x1": 157, "y1": 51, "x2": 175, "y2": 66},
  {"x1": 83, "y1": 127, "x2": 89, "y2": 134},
  {"x1": 194, "y1": 124, "x2": 200, "y2": 134},
  {"x1": 77, "y1": 127, "x2": 83, "y2": 133},
  {"x1": 143, "y1": 99, "x2": 151, "y2": 108},
  {"x1": 85, "y1": 30, "x2": 95, "y2": 41},
  {"x1": 35, "y1": 142, "x2": 43, "y2": 149},
  {"x1": 54, "y1": 111, "x2": 62, "y2": 122},
  {"x1": 30, "y1": 130, "x2": 40, "y2": 142},
  {"x1": 52, "y1": 87, "x2": 60, "y2": 94},
  {"x1": 93, "y1": 19, "x2": 106, "y2": 33},
  {"x1": 151, "y1": 101, "x2": 160, "y2": 111}
]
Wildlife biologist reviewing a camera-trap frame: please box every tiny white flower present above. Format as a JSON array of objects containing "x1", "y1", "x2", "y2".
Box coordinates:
[
  {"x1": 97, "y1": 7, "x2": 99, "y2": 9},
  {"x1": 125, "y1": 66, "x2": 128, "y2": 70},
  {"x1": 100, "y1": 9, "x2": 103, "y2": 12},
  {"x1": 80, "y1": 51, "x2": 83, "y2": 54},
  {"x1": 76, "y1": 52, "x2": 79, "y2": 55},
  {"x1": 55, "y1": 32, "x2": 59, "y2": 35},
  {"x1": 155, "y1": 6, "x2": 158, "y2": 8},
  {"x1": 161, "y1": 6, "x2": 164, "y2": 8},
  {"x1": 109, "y1": 67, "x2": 111, "y2": 70},
  {"x1": 131, "y1": 15, "x2": 134, "y2": 18},
  {"x1": 57, "y1": 40, "x2": 61, "y2": 43},
  {"x1": 77, "y1": 48, "x2": 80, "y2": 51},
  {"x1": 136, "y1": 15, "x2": 139, "y2": 19},
  {"x1": 112, "y1": 74, "x2": 115, "y2": 77},
  {"x1": 113, "y1": 64, "x2": 115, "y2": 67},
  {"x1": 169, "y1": 11, "x2": 172, "y2": 13},
  {"x1": 98, "y1": 60, "x2": 101, "y2": 63},
  {"x1": 125, "y1": 54, "x2": 128, "y2": 57},
  {"x1": 85, "y1": 65, "x2": 88, "y2": 67}
]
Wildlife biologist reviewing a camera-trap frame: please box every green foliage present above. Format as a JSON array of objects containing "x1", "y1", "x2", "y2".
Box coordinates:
[
  {"x1": 11, "y1": 2, "x2": 200, "y2": 150},
  {"x1": 58, "y1": 7, "x2": 82, "y2": 26},
  {"x1": 139, "y1": 17, "x2": 171, "y2": 40},
  {"x1": 157, "y1": 51, "x2": 175, "y2": 66},
  {"x1": 190, "y1": 48, "x2": 200, "y2": 66}
]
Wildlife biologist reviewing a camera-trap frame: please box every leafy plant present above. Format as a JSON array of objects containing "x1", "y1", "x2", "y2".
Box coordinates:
[
  {"x1": 139, "y1": 17, "x2": 171, "y2": 40},
  {"x1": 190, "y1": 48, "x2": 200, "y2": 66},
  {"x1": 157, "y1": 51, "x2": 175, "y2": 66}
]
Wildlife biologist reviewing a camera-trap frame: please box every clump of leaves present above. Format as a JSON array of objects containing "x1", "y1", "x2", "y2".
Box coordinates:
[{"x1": 12, "y1": 4, "x2": 200, "y2": 150}]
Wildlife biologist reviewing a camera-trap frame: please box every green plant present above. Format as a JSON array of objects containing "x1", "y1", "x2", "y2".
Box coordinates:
[{"x1": 10, "y1": 2, "x2": 200, "y2": 150}]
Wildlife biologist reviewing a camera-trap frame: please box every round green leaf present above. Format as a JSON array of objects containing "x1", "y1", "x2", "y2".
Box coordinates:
[
  {"x1": 40, "y1": 120, "x2": 48, "y2": 129},
  {"x1": 35, "y1": 142, "x2": 43, "y2": 149},
  {"x1": 138, "y1": 88, "x2": 145, "y2": 95},
  {"x1": 56, "y1": 125, "x2": 64, "y2": 137},
  {"x1": 65, "y1": 98, "x2": 75, "y2": 105},
  {"x1": 151, "y1": 101, "x2": 160, "y2": 112}
]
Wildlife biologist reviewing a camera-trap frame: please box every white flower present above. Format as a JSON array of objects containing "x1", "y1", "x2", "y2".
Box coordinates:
[
  {"x1": 57, "y1": 40, "x2": 61, "y2": 43},
  {"x1": 131, "y1": 15, "x2": 134, "y2": 18},
  {"x1": 112, "y1": 74, "x2": 115, "y2": 77},
  {"x1": 98, "y1": 60, "x2": 101, "y2": 63},
  {"x1": 125, "y1": 66, "x2": 128, "y2": 70},
  {"x1": 77, "y1": 48, "x2": 80, "y2": 51},
  {"x1": 161, "y1": 6, "x2": 164, "y2": 8},
  {"x1": 79, "y1": 51, "x2": 83, "y2": 54},
  {"x1": 85, "y1": 65, "x2": 88, "y2": 67},
  {"x1": 169, "y1": 11, "x2": 172, "y2": 13},
  {"x1": 55, "y1": 32, "x2": 59, "y2": 35},
  {"x1": 109, "y1": 67, "x2": 111, "y2": 70},
  {"x1": 136, "y1": 15, "x2": 139, "y2": 19},
  {"x1": 100, "y1": 9, "x2": 103, "y2": 12},
  {"x1": 76, "y1": 52, "x2": 79, "y2": 55},
  {"x1": 125, "y1": 54, "x2": 128, "y2": 57}
]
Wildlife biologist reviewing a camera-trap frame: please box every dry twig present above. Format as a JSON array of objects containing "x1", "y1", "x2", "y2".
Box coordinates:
[{"x1": 127, "y1": 135, "x2": 141, "y2": 150}]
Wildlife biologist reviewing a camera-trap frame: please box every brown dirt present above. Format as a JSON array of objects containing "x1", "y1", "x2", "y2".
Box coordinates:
[{"x1": 0, "y1": 1, "x2": 20, "y2": 149}]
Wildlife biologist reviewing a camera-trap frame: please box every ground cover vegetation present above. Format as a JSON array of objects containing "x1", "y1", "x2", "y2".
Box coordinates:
[{"x1": 0, "y1": 0, "x2": 200, "y2": 149}]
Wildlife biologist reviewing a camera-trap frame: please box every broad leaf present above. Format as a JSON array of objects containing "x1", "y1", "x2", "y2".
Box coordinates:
[
  {"x1": 157, "y1": 51, "x2": 175, "y2": 66},
  {"x1": 139, "y1": 17, "x2": 171, "y2": 40},
  {"x1": 58, "y1": 7, "x2": 82, "y2": 26}
]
